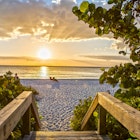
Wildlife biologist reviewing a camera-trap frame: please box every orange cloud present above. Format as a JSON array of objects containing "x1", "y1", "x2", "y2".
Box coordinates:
[{"x1": 0, "y1": 0, "x2": 112, "y2": 41}]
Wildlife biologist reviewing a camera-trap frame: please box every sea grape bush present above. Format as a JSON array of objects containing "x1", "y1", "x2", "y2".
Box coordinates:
[
  {"x1": 0, "y1": 71, "x2": 38, "y2": 109},
  {"x1": 100, "y1": 63, "x2": 140, "y2": 96},
  {"x1": 72, "y1": 0, "x2": 140, "y2": 97},
  {"x1": 72, "y1": 0, "x2": 140, "y2": 139},
  {"x1": 72, "y1": 0, "x2": 140, "y2": 63},
  {"x1": 70, "y1": 96, "x2": 139, "y2": 140},
  {"x1": 70, "y1": 97, "x2": 98, "y2": 130},
  {"x1": 0, "y1": 71, "x2": 38, "y2": 139}
]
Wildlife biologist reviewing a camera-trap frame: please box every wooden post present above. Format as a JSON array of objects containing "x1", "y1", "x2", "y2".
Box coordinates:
[
  {"x1": 81, "y1": 95, "x2": 98, "y2": 130},
  {"x1": 31, "y1": 95, "x2": 41, "y2": 130},
  {"x1": 98, "y1": 105, "x2": 106, "y2": 135},
  {"x1": 22, "y1": 106, "x2": 31, "y2": 136}
]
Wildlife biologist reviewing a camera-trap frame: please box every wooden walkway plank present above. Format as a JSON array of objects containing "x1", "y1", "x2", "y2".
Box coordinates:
[{"x1": 23, "y1": 131, "x2": 110, "y2": 140}]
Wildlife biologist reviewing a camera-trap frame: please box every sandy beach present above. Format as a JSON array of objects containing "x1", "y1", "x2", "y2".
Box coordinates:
[{"x1": 21, "y1": 79, "x2": 118, "y2": 131}]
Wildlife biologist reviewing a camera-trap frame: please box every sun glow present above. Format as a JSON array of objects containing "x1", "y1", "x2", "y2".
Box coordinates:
[{"x1": 37, "y1": 47, "x2": 51, "y2": 60}]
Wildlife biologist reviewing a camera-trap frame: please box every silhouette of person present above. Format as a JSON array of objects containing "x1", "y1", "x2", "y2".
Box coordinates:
[
  {"x1": 52, "y1": 77, "x2": 60, "y2": 89},
  {"x1": 14, "y1": 73, "x2": 19, "y2": 80}
]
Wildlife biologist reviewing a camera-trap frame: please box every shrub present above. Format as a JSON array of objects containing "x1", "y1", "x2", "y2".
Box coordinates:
[
  {"x1": 70, "y1": 96, "x2": 98, "y2": 130},
  {"x1": 70, "y1": 94, "x2": 139, "y2": 140},
  {"x1": 0, "y1": 71, "x2": 38, "y2": 139}
]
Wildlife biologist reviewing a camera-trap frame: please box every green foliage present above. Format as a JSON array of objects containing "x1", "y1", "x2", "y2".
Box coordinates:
[
  {"x1": 0, "y1": 71, "x2": 38, "y2": 109},
  {"x1": 99, "y1": 63, "x2": 139, "y2": 92},
  {"x1": 70, "y1": 97, "x2": 98, "y2": 130},
  {"x1": 106, "y1": 89, "x2": 140, "y2": 140},
  {"x1": 71, "y1": 96, "x2": 139, "y2": 140},
  {"x1": 72, "y1": 0, "x2": 140, "y2": 63},
  {"x1": 0, "y1": 71, "x2": 38, "y2": 139},
  {"x1": 72, "y1": 0, "x2": 140, "y2": 139},
  {"x1": 80, "y1": 1, "x2": 89, "y2": 13},
  {"x1": 115, "y1": 92, "x2": 140, "y2": 111},
  {"x1": 106, "y1": 114, "x2": 132, "y2": 140}
]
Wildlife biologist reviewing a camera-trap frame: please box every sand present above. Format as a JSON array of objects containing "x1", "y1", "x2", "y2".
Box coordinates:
[{"x1": 21, "y1": 79, "x2": 118, "y2": 131}]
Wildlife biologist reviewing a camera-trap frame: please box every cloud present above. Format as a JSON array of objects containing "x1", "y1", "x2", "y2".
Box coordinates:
[
  {"x1": 79, "y1": 54, "x2": 130, "y2": 61},
  {"x1": 0, "y1": 0, "x2": 115, "y2": 42},
  {"x1": 0, "y1": 56, "x2": 38, "y2": 61},
  {"x1": 0, "y1": 56, "x2": 129, "y2": 67},
  {"x1": 0, "y1": 0, "x2": 95, "y2": 40}
]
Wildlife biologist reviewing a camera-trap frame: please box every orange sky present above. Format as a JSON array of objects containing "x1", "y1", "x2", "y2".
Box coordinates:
[
  {"x1": 0, "y1": 56, "x2": 131, "y2": 67},
  {"x1": 0, "y1": 0, "x2": 131, "y2": 67}
]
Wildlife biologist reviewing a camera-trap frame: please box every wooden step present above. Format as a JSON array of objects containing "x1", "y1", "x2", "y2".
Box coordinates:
[{"x1": 23, "y1": 131, "x2": 110, "y2": 140}]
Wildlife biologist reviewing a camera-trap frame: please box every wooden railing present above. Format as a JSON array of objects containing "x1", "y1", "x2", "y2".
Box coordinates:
[
  {"x1": 0, "y1": 91, "x2": 41, "y2": 140},
  {"x1": 81, "y1": 92, "x2": 140, "y2": 139}
]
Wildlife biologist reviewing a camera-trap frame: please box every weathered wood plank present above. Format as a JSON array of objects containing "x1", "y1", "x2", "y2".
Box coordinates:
[
  {"x1": 0, "y1": 91, "x2": 32, "y2": 140},
  {"x1": 32, "y1": 131, "x2": 98, "y2": 136},
  {"x1": 81, "y1": 92, "x2": 140, "y2": 139},
  {"x1": 22, "y1": 106, "x2": 31, "y2": 136},
  {"x1": 98, "y1": 92, "x2": 140, "y2": 139},
  {"x1": 24, "y1": 131, "x2": 110, "y2": 140},
  {"x1": 81, "y1": 94, "x2": 98, "y2": 130},
  {"x1": 98, "y1": 105, "x2": 106, "y2": 135},
  {"x1": 31, "y1": 95, "x2": 41, "y2": 130}
]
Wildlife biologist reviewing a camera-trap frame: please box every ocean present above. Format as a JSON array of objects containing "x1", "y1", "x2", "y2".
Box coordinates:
[{"x1": 0, "y1": 66, "x2": 106, "y2": 79}]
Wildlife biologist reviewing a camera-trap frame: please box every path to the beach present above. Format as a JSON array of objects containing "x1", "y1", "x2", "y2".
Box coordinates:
[{"x1": 21, "y1": 79, "x2": 118, "y2": 131}]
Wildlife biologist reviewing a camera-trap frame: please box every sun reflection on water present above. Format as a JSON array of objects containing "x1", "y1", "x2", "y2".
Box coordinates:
[{"x1": 40, "y1": 66, "x2": 49, "y2": 78}]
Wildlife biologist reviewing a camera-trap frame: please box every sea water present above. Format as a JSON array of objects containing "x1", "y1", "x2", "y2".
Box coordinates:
[{"x1": 0, "y1": 66, "x2": 107, "y2": 79}]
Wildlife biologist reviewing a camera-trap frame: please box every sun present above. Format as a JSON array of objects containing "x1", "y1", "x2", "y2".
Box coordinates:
[{"x1": 37, "y1": 48, "x2": 51, "y2": 60}]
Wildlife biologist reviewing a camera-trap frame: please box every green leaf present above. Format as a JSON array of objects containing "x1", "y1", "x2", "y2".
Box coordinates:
[
  {"x1": 72, "y1": 6, "x2": 78, "y2": 13},
  {"x1": 103, "y1": 8, "x2": 107, "y2": 15},
  {"x1": 80, "y1": 1, "x2": 89, "y2": 13},
  {"x1": 99, "y1": 72, "x2": 107, "y2": 84},
  {"x1": 108, "y1": 0, "x2": 114, "y2": 4},
  {"x1": 119, "y1": 51, "x2": 126, "y2": 55},
  {"x1": 96, "y1": 7, "x2": 103, "y2": 15},
  {"x1": 8, "y1": 90, "x2": 12, "y2": 95},
  {"x1": 130, "y1": 27, "x2": 136, "y2": 33},
  {"x1": 89, "y1": 3, "x2": 95, "y2": 12},
  {"x1": 93, "y1": 111, "x2": 98, "y2": 117},
  {"x1": 136, "y1": 70, "x2": 140, "y2": 80},
  {"x1": 108, "y1": 67, "x2": 115, "y2": 75},
  {"x1": 118, "y1": 19, "x2": 124, "y2": 23},
  {"x1": 103, "y1": 24, "x2": 110, "y2": 34},
  {"x1": 88, "y1": 17, "x2": 94, "y2": 25},
  {"x1": 129, "y1": 132, "x2": 136, "y2": 138},
  {"x1": 96, "y1": 27, "x2": 102, "y2": 35},
  {"x1": 81, "y1": 14, "x2": 89, "y2": 22}
]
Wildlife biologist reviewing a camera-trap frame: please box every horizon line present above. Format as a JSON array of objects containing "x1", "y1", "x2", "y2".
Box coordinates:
[{"x1": 0, "y1": 64, "x2": 110, "y2": 68}]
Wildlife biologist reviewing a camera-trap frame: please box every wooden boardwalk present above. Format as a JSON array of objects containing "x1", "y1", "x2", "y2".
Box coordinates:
[
  {"x1": 23, "y1": 131, "x2": 110, "y2": 140},
  {"x1": 0, "y1": 91, "x2": 140, "y2": 140}
]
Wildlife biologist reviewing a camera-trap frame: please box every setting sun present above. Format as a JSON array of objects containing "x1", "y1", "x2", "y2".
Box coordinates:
[{"x1": 37, "y1": 48, "x2": 51, "y2": 60}]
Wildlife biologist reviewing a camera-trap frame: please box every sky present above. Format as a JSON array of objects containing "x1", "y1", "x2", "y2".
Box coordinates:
[{"x1": 0, "y1": 0, "x2": 131, "y2": 67}]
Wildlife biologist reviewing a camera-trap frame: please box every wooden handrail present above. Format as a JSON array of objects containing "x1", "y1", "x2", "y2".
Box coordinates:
[
  {"x1": 81, "y1": 92, "x2": 140, "y2": 139},
  {"x1": 0, "y1": 91, "x2": 41, "y2": 140},
  {"x1": 31, "y1": 95, "x2": 41, "y2": 130},
  {"x1": 81, "y1": 94, "x2": 98, "y2": 130}
]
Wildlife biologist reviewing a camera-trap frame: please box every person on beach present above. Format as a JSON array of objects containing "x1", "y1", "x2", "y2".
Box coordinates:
[
  {"x1": 50, "y1": 76, "x2": 58, "y2": 82},
  {"x1": 52, "y1": 77, "x2": 58, "y2": 82},
  {"x1": 14, "y1": 73, "x2": 19, "y2": 80},
  {"x1": 50, "y1": 77, "x2": 60, "y2": 89}
]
